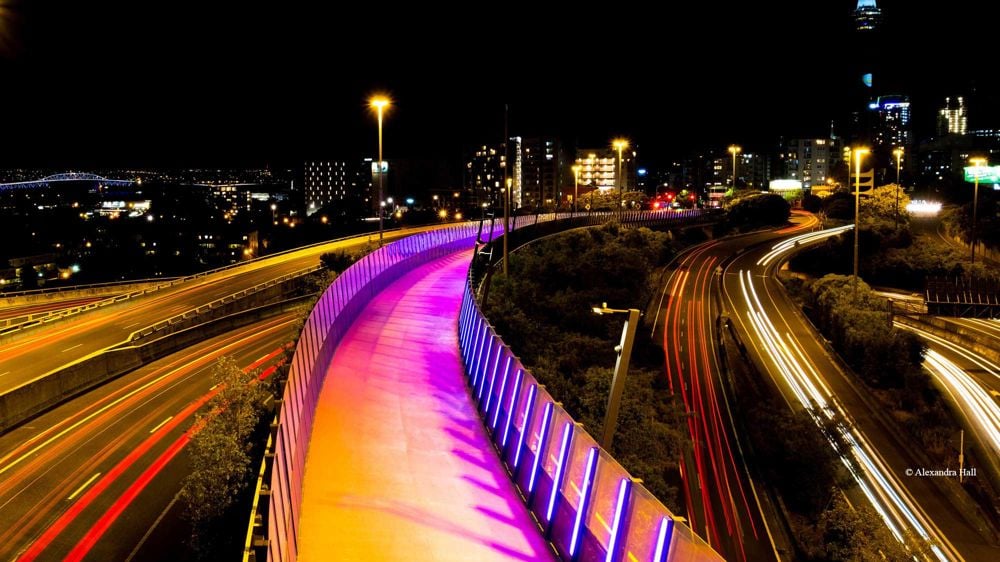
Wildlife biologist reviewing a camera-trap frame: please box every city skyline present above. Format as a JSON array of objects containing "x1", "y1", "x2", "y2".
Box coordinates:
[{"x1": 1, "y1": 1, "x2": 999, "y2": 169}]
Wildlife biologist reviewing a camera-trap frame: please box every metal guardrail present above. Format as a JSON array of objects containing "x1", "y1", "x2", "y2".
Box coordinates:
[
  {"x1": 243, "y1": 221, "x2": 491, "y2": 562},
  {"x1": 243, "y1": 209, "x2": 720, "y2": 562},
  {"x1": 460, "y1": 212, "x2": 723, "y2": 562},
  {"x1": 125, "y1": 266, "x2": 321, "y2": 343},
  {"x1": 0, "y1": 226, "x2": 437, "y2": 336},
  {"x1": 0, "y1": 276, "x2": 181, "y2": 299}
]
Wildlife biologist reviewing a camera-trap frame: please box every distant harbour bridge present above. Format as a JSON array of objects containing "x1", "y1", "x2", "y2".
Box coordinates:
[{"x1": 0, "y1": 173, "x2": 135, "y2": 191}]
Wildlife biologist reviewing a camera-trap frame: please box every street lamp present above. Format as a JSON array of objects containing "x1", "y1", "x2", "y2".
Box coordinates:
[
  {"x1": 613, "y1": 139, "x2": 629, "y2": 220},
  {"x1": 571, "y1": 164, "x2": 582, "y2": 214},
  {"x1": 728, "y1": 145, "x2": 742, "y2": 192},
  {"x1": 893, "y1": 147, "x2": 904, "y2": 229},
  {"x1": 591, "y1": 302, "x2": 640, "y2": 450},
  {"x1": 369, "y1": 95, "x2": 390, "y2": 246},
  {"x1": 969, "y1": 157, "x2": 988, "y2": 264},
  {"x1": 852, "y1": 147, "x2": 870, "y2": 295},
  {"x1": 270, "y1": 203, "x2": 277, "y2": 225}
]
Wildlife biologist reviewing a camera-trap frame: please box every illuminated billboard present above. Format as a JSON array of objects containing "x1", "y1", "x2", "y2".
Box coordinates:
[
  {"x1": 769, "y1": 179, "x2": 803, "y2": 191},
  {"x1": 964, "y1": 166, "x2": 1000, "y2": 183}
]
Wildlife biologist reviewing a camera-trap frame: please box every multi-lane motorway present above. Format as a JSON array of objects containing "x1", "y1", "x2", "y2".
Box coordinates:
[
  {"x1": 0, "y1": 224, "x2": 448, "y2": 391},
  {"x1": 719, "y1": 220, "x2": 999, "y2": 560},
  {"x1": 654, "y1": 214, "x2": 820, "y2": 562},
  {"x1": 0, "y1": 314, "x2": 295, "y2": 562}
]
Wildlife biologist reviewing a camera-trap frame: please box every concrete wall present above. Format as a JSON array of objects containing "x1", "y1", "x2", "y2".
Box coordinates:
[{"x1": 0, "y1": 296, "x2": 313, "y2": 434}]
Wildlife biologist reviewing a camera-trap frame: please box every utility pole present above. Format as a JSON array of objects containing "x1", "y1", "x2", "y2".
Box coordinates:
[{"x1": 503, "y1": 104, "x2": 510, "y2": 276}]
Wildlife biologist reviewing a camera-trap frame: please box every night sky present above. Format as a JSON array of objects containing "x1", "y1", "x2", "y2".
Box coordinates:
[{"x1": 0, "y1": 1, "x2": 998, "y2": 169}]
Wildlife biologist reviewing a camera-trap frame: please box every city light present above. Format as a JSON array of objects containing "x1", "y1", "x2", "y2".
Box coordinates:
[{"x1": 906, "y1": 200, "x2": 942, "y2": 216}]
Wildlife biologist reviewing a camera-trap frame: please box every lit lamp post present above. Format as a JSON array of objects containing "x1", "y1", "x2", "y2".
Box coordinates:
[
  {"x1": 613, "y1": 139, "x2": 629, "y2": 221},
  {"x1": 571, "y1": 164, "x2": 582, "y2": 214},
  {"x1": 970, "y1": 157, "x2": 988, "y2": 264},
  {"x1": 369, "y1": 95, "x2": 390, "y2": 246},
  {"x1": 270, "y1": 203, "x2": 277, "y2": 225},
  {"x1": 893, "y1": 147, "x2": 904, "y2": 229},
  {"x1": 728, "y1": 144, "x2": 742, "y2": 192},
  {"x1": 592, "y1": 302, "x2": 640, "y2": 450},
  {"x1": 852, "y1": 147, "x2": 870, "y2": 296}
]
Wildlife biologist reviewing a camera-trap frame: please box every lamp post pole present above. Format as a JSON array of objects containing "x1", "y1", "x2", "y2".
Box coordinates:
[
  {"x1": 613, "y1": 139, "x2": 629, "y2": 221},
  {"x1": 893, "y1": 147, "x2": 903, "y2": 230},
  {"x1": 369, "y1": 96, "x2": 390, "y2": 246},
  {"x1": 853, "y1": 148, "x2": 869, "y2": 297},
  {"x1": 572, "y1": 164, "x2": 581, "y2": 214},
  {"x1": 592, "y1": 303, "x2": 640, "y2": 450},
  {"x1": 970, "y1": 157, "x2": 988, "y2": 264},
  {"x1": 728, "y1": 145, "x2": 741, "y2": 193}
]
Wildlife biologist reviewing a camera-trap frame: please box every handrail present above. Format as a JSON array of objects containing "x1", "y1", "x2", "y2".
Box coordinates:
[
  {"x1": 458, "y1": 212, "x2": 724, "y2": 561},
  {"x1": 244, "y1": 209, "x2": 720, "y2": 562}
]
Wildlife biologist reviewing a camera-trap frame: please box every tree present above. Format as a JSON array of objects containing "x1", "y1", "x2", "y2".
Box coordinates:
[
  {"x1": 182, "y1": 357, "x2": 269, "y2": 547},
  {"x1": 727, "y1": 192, "x2": 791, "y2": 231},
  {"x1": 812, "y1": 494, "x2": 911, "y2": 562},
  {"x1": 860, "y1": 183, "x2": 910, "y2": 222}
]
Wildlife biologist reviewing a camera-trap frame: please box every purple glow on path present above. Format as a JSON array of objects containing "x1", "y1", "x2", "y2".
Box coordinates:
[{"x1": 297, "y1": 250, "x2": 553, "y2": 562}]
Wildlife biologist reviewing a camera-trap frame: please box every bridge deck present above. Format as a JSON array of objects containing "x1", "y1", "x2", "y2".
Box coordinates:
[{"x1": 298, "y1": 249, "x2": 553, "y2": 562}]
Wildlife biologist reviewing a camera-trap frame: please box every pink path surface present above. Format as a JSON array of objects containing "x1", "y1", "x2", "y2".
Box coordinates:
[{"x1": 298, "y1": 249, "x2": 554, "y2": 562}]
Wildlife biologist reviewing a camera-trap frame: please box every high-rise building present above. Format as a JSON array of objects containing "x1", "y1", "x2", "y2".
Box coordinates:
[
  {"x1": 869, "y1": 95, "x2": 912, "y2": 148},
  {"x1": 783, "y1": 138, "x2": 840, "y2": 189},
  {"x1": 854, "y1": 0, "x2": 882, "y2": 32},
  {"x1": 303, "y1": 160, "x2": 374, "y2": 216},
  {"x1": 465, "y1": 144, "x2": 507, "y2": 209},
  {"x1": 520, "y1": 138, "x2": 563, "y2": 208},
  {"x1": 937, "y1": 96, "x2": 968, "y2": 136},
  {"x1": 211, "y1": 184, "x2": 253, "y2": 217},
  {"x1": 575, "y1": 148, "x2": 636, "y2": 192}
]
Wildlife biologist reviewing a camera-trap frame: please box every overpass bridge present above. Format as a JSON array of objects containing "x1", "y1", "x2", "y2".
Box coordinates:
[
  {"x1": 247, "y1": 211, "x2": 723, "y2": 562},
  {"x1": 0, "y1": 172, "x2": 135, "y2": 190}
]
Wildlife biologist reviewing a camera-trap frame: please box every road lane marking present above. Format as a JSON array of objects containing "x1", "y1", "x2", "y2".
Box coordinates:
[
  {"x1": 68, "y1": 472, "x2": 101, "y2": 500},
  {"x1": 149, "y1": 416, "x2": 174, "y2": 434},
  {"x1": 0, "y1": 371, "x2": 9, "y2": 377},
  {"x1": 61, "y1": 344, "x2": 83, "y2": 353},
  {"x1": 122, "y1": 322, "x2": 141, "y2": 330}
]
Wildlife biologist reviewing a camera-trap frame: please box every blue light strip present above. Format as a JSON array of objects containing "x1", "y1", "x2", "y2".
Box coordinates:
[
  {"x1": 479, "y1": 341, "x2": 501, "y2": 405},
  {"x1": 501, "y1": 370, "x2": 523, "y2": 447},
  {"x1": 605, "y1": 478, "x2": 631, "y2": 562},
  {"x1": 472, "y1": 330, "x2": 489, "y2": 388},
  {"x1": 476, "y1": 335, "x2": 494, "y2": 404},
  {"x1": 528, "y1": 402, "x2": 554, "y2": 494},
  {"x1": 546, "y1": 422, "x2": 574, "y2": 523},
  {"x1": 569, "y1": 447, "x2": 599, "y2": 557},
  {"x1": 490, "y1": 357, "x2": 512, "y2": 429},
  {"x1": 653, "y1": 516, "x2": 674, "y2": 562},
  {"x1": 459, "y1": 298, "x2": 470, "y2": 351},
  {"x1": 513, "y1": 384, "x2": 537, "y2": 469},
  {"x1": 468, "y1": 320, "x2": 483, "y2": 376}
]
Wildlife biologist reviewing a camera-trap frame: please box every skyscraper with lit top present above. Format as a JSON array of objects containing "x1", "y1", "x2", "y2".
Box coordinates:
[{"x1": 855, "y1": 0, "x2": 882, "y2": 32}]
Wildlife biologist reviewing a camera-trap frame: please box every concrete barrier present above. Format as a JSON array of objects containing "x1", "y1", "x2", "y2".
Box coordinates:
[{"x1": 0, "y1": 296, "x2": 314, "y2": 434}]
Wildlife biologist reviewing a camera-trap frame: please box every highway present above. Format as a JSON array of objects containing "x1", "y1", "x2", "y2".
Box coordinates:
[
  {"x1": 896, "y1": 322, "x2": 1000, "y2": 487},
  {"x1": 0, "y1": 313, "x2": 296, "y2": 562},
  {"x1": 652, "y1": 212, "x2": 819, "y2": 562},
  {"x1": 0, "y1": 297, "x2": 109, "y2": 323},
  {"x1": 0, "y1": 224, "x2": 449, "y2": 393},
  {"x1": 720, "y1": 222, "x2": 1000, "y2": 560}
]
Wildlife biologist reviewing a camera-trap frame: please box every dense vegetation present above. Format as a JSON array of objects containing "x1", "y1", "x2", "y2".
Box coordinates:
[
  {"x1": 726, "y1": 192, "x2": 791, "y2": 231},
  {"x1": 484, "y1": 224, "x2": 689, "y2": 509},
  {"x1": 791, "y1": 185, "x2": 988, "y2": 289}
]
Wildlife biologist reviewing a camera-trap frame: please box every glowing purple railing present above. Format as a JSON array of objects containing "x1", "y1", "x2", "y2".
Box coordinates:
[
  {"x1": 459, "y1": 228, "x2": 724, "y2": 562},
  {"x1": 246, "y1": 209, "x2": 721, "y2": 562},
  {"x1": 249, "y1": 222, "x2": 489, "y2": 562}
]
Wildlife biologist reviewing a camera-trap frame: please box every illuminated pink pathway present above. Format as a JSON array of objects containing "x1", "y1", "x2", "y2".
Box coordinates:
[{"x1": 298, "y1": 249, "x2": 554, "y2": 562}]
